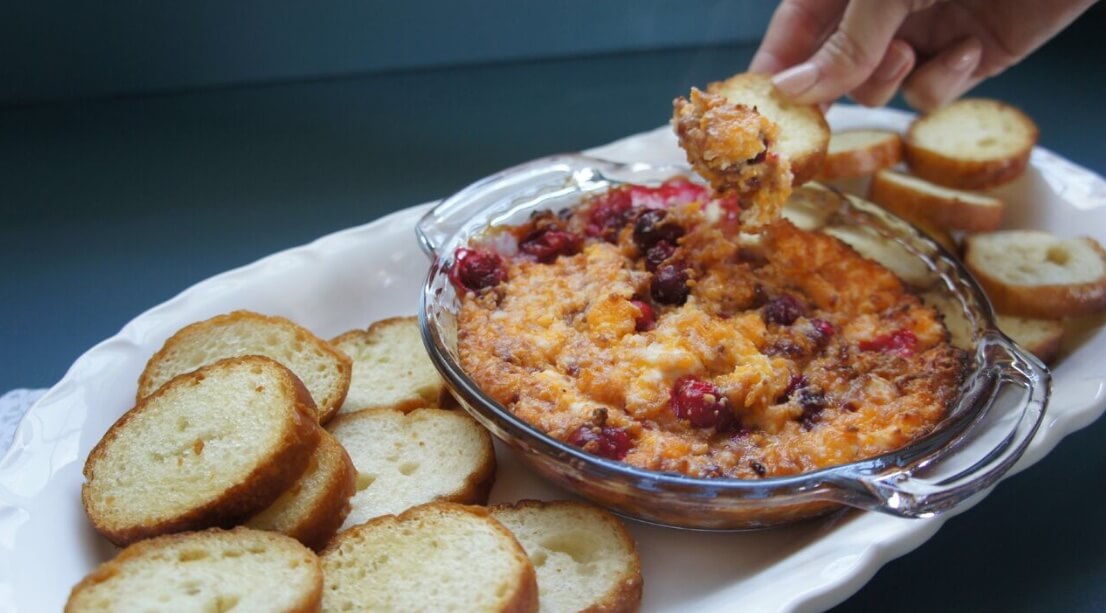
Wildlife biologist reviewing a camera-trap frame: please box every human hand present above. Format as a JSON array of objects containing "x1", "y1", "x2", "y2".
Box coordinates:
[{"x1": 749, "y1": 0, "x2": 1097, "y2": 111}]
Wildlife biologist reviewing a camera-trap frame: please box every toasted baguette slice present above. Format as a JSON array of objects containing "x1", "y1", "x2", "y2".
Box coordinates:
[
  {"x1": 868, "y1": 169, "x2": 1004, "y2": 232},
  {"x1": 137, "y1": 310, "x2": 352, "y2": 423},
  {"x1": 247, "y1": 429, "x2": 356, "y2": 551},
  {"x1": 66, "y1": 527, "x2": 322, "y2": 613},
  {"x1": 964, "y1": 231, "x2": 1106, "y2": 318},
  {"x1": 707, "y1": 72, "x2": 830, "y2": 185},
  {"x1": 995, "y1": 315, "x2": 1065, "y2": 364},
  {"x1": 83, "y1": 356, "x2": 320, "y2": 546},
  {"x1": 328, "y1": 407, "x2": 495, "y2": 530},
  {"x1": 330, "y1": 316, "x2": 449, "y2": 416},
  {"x1": 321, "y1": 503, "x2": 538, "y2": 613},
  {"x1": 818, "y1": 129, "x2": 903, "y2": 180},
  {"x1": 905, "y1": 99, "x2": 1038, "y2": 189},
  {"x1": 490, "y1": 501, "x2": 643, "y2": 613}
]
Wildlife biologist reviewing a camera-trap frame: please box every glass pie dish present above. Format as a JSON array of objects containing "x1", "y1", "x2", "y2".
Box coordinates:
[{"x1": 416, "y1": 154, "x2": 1049, "y2": 530}]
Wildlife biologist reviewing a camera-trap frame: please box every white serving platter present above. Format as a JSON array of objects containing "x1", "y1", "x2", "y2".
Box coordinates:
[{"x1": 1, "y1": 105, "x2": 1104, "y2": 612}]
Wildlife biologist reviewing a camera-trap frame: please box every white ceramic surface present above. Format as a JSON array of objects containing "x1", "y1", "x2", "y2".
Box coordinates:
[{"x1": 2, "y1": 105, "x2": 1104, "y2": 612}]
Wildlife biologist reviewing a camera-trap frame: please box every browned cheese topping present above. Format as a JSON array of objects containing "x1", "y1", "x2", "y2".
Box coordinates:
[
  {"x1": 672, "y1": 88, "x2": 793, "y2": 228},
  {"x1": 452, "y1": 183, "x2": 967, "y2": 479}
]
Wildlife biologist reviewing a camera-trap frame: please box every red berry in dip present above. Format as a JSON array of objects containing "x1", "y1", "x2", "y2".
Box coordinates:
[
  {"x1": 644, "y1": 240, "x2": 676, "y2": 272},
  {"x1": 860, "y1": 329, "x2": 918, "y2": 357},
  {"x1": 670, "y1": 376, "x2": 733, "y2": 430},
  {"x1": 630, "y1": 300, "x2": 656, "y2": 331},
  {"x1": 585, "y1": 188, "x2": 633, "y2": 240},
  {"x1": 651, "y1": 264, "x2": 690, "y2": 305},
  {"x1": 762, "y1": 294, "x2": 805, "y2": 326},
  {"x1": 566, "y1": 425, "x2": 632, "y2": 460},
  {"x1": 632, "y1": 209, "x2": 685, "y2": 251},
  {"x1": 449, "y1": 247, "x2": 507, "y2": 292},
  {"x1": 519, "y1": 228, "x2": 582, "y2": 263}
]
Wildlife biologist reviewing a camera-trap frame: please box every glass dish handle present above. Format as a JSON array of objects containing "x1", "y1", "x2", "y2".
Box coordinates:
[{"x1": 830, "y1": 330, "x2": 1050, "y2": 518}]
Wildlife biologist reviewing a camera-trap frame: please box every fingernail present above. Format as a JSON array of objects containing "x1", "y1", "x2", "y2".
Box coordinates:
[
  {"x1": 944, "y1": 45, "x2": 980, "y2": 72},
  {"x1": 876, "y1": 47, "x2": 912, "y2": 82},
  {"x1": 772, "y1": 62, "x2": 820, "y2": 97}
]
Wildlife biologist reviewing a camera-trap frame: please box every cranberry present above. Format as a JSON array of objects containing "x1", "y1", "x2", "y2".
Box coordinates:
[
  {"x1": 749, "y1": 460, "x2": 767, "y2": 477},
  {"x1": 632, "y1": 209, "x2": 685, "y2": 250},
  {"x1": 644, "y1": 240, "x2": 676, "y2": 272},
  {"x1": 811, "y1": 318, "x2": 835, "y2": 339},
  {"x1": 566, "y1": 425, "x2": 632, "y2": 461},
  {"x1": 585, "y1": 189, "x2": 633, "y2": 240},
  {"x1": 519, "y1": 228, "x2": 581, "y2": 263},
  {"x1": 859, "y1": 329, "x2": 918, "y2": 357},
  {"x1": 449, "y1": 247, "x2": 506, "y2": 292},
  {"x1": 651, "y1": 264, "x2": 690, "y2": 305},
  {"x1": 670, "y1": 376, "x2": 733, "y2": 430},
  {"x1": 798, "y1": 388, "x2": 826, "y2": 430},
  {"x1": 630, "y1": 300, "x2": 655, "y2": 332},
  {"x1": 777, "y1": 374, "x2": 807, "y2": 403},
  {"x1": 762, "y1": 294, "x2": 805, "y2": 326}
]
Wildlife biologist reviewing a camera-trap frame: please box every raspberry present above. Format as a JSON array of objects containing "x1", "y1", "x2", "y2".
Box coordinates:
[
  {"x1": 449, "y1": 248, "x2": 506, "y2": 292},
  {"x1": 519, "y1": 228, "x2": 582, "y2": 263},
  {"x1": 630, "y1": 300, "x2": 655, "y2": 332},
  {"x1": 566, "y1": 425, "x2": 632, "y2": 460},
  {"x1": 651, "y1": 264, "x2": 690, "y2": 305},
  {"x1": 670, "y1": 376, "x2": 733, "y2": 430}
]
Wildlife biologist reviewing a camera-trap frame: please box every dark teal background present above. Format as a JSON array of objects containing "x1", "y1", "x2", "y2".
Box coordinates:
[
  {"x1": 0, "y1": 1, "x2": 773, "y2": 104},
  {"x1": 1, "y1": 2, "x2": 1104, "y2": 611}
]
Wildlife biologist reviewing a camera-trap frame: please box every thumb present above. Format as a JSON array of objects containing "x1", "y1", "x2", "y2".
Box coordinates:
[{"x1": 773, "y1": 0, "x2": 915, "y2": 105}]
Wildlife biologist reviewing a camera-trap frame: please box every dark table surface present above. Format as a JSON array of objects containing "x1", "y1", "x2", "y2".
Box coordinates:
[{"x1": 2, "y1": 17, "x2": 1105, "y2": 613}]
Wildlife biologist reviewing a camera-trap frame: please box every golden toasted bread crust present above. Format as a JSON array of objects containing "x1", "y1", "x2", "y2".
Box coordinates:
[
  {"x1": 250, "y1": 430, "x2": 357, "y2": 552},
  {"x1": 83, "y1": 356, "x2": 321, "y2": 546},
  {"x1": 965, "y1": 237, "x2": 1106, "y2": 319},
  {"x1": 291, "y1": 434, "x2": 356, "y2": 552},
  {"x1": 65, "y1": 527, "x2": 323, "y2": 613},
  {"x1": 997, "y1": 316, "x2": 1065, "y2": 364},
  {"x1": 904, "y1": 142, "x2": 1032, "y2": 190},
  {"x1": 491, "y1": 500, "x2": 643, "y2": 613},
  {"x1": 137, "y1": 310, "x2": 352, "y2": 423},
  {"x1": 904, "y1": 101, "x2": 1038, "y2": 190},
  {"x1": 817, "y1": 130, "x2": 903, "y2": 181},
  {"x1": 321, "y1": 503, "x2": 538, "y2": 613},
  {"x1": 707, "y1": 73, "x2": 829, "y2": 185},
  {"x1": 326, "y1": 407, "x2": 498, "y2": 508},
  {"x1": 330, "y1": 315, "x2": 448, "y2": 415},
  {"x1": 868, "y1": 170, "x2": 1004, "y2": 232}
]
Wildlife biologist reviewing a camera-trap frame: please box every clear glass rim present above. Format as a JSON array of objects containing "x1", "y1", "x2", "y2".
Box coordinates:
[{"x1": 417, "y1": 153, "x2": 1037, "y2": 504}]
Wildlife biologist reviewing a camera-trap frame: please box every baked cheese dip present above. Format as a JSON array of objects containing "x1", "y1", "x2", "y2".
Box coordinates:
[{"x1": 453, "y1": 180, "x2": 967, "y2": 479}]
